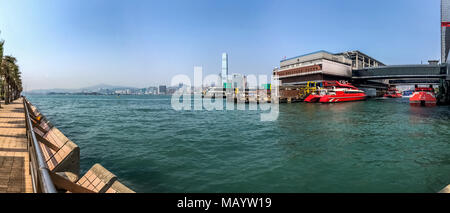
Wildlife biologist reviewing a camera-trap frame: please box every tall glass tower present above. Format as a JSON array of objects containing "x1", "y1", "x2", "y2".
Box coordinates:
[
  {"x1": 222, "y1": 53, "x2": 228, "y2": 87},
  {"x1": 442, "y1": 0, "x2": 450, "y2": 63}
]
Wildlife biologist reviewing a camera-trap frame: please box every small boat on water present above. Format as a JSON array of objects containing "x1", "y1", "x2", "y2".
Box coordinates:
[
  {"x1": 305, "y1": 81, "x2": 366, "y2": 103},
  {"x1": 402, "y1": 90, "x2": 414, "y2": 98},
  {"x1": 409, "y1": 85, "x2": 437, "y2": 107},
  {"x1": 383, "y1": 87, "x2": 402, "y2": 98},
  {"x1": 203, "y1": 87, "x2": 225, "y2": 99}
]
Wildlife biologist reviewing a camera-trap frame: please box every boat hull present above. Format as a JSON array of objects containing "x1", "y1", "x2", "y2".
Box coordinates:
[
  {"x1": 304, "y1": 94, "x2": 321, "y2": 103},
  {"x1": 303, "y1": 81, "x2": 366, "y2": 103},
  {"x1": 409, "y1": 101, "x2": 437, "y2": 107},
  {"x1": 409, "y1": 91, "x2": 436, "y2": 107},
  {"x1": 319, "y1": 95, "x2": 366, "y2": 103},
  {"x1": 384, "y1": 94, "x2": 402, "y2": 98}
]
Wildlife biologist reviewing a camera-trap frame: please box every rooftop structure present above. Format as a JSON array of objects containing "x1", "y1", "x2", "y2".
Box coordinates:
[
  {"x1": 335, "y1": 50, "x2": 385, "y2": 69},
  {"x1": 274, "y1": 50, "x2": 384, "y2": 85}
]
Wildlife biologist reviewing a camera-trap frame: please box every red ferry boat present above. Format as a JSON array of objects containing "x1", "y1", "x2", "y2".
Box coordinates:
[
  {"x1": 383, "y1": 87, "x2": 402, "y2": 98},
  {"x1": 409, "y1": 85, "x2": 437, "y2": 107},
  {"x1": 305, "y1": 81, "x2": 366, "y2": 103}
]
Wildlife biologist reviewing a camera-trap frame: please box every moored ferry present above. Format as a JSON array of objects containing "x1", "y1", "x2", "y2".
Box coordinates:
[
  {"x1": 305, "y1": 81, "x2": 366, "y2": 103},
  {"x1": 409, "y1": 85, "x2": 437, "y2": 107},
  {"x1": 384, "y1": 87, "x2": 402, "y2": 98}
]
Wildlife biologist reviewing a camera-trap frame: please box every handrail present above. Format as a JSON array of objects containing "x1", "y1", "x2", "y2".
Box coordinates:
[{"x1": 23, "y1": 97, "x2": 57, "y2": 193}]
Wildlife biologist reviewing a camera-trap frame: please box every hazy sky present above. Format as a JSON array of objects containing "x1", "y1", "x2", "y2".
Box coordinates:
[{"x1": 0, "y1": 0, "x2": 441, "y2": 91}]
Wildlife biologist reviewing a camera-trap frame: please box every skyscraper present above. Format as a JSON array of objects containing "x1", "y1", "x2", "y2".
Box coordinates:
[
  {"x1": 442, "y1": 0, "x2": 450, "y2": 63},
  {"x1": 221, "y1": 53, "x2": 228, "y2": 87},
  {"x1": 159, "y1": 85, "x2": 167, "y2": 95}
]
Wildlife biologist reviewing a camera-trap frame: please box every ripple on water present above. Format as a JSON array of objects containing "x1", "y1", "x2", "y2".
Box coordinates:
[{"x1": 27, "y1": 95, "x2": 450, "y2": 192}]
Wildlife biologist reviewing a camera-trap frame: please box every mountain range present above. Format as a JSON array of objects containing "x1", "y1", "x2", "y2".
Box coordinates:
[{"x1": 25, "y1": 84, "x2": 140, "y2": 94}]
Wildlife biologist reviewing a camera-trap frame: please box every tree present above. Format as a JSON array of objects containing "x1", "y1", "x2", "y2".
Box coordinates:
[
  {"x1": 0, "y1": 40, "x2": 3, "y2": 59},
  {"x1": 0, "y1": 34, "x2": 23, "y2": 106},
  {"x1": 1, "y1": 55, "x2": 20, "y2": 104},
  {"x1": 11, "y1": 63, "x2": 22, "y2": 100}
]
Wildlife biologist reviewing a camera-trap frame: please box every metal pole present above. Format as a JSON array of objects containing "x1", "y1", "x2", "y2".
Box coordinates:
[{"x1": 23, "y1": 97, "x2": 57, "y2": 193}]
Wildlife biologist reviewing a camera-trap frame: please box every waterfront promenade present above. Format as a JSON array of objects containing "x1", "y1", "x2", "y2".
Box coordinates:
[{"x1": 0, "y1": 98, "x2": 32, "y2": 193}]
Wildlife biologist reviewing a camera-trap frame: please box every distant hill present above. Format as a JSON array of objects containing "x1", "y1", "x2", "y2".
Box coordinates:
[
  {"x1": 80, "y1": 84, "x2": 138, "y2": 91},
  {"x1": 26, "y1": 84, "x2": 138, "y2": 94}
]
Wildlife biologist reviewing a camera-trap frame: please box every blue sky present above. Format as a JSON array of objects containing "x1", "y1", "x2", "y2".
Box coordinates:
[{"x1": 0, "y1": 0, "x2": 441, "y2": 91}]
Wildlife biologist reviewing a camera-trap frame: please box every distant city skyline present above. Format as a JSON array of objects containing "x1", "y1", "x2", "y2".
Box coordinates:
[{"x1": 0, "y1": 0, "x2": 442, "y2": 91}]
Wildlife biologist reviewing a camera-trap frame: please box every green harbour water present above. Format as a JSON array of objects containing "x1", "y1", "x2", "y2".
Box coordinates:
[{"x1": 27, "y1": 94, "x2": 450, "y2": 193}]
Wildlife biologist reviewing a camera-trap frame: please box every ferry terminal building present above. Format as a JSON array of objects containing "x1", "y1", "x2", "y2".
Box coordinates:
[{"x1": 273, "y1": 50, "x2": 385, "y2": 85}]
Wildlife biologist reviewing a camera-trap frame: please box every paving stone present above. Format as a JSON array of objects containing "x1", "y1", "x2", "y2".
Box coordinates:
[{"x1": 0, "y1": 98, "x2": 32, "y2": 193}]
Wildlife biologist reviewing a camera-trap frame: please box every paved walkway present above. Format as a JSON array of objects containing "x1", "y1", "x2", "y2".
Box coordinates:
[{"x1": 0, "y1": 98, "x2": 32, "y2": 193}]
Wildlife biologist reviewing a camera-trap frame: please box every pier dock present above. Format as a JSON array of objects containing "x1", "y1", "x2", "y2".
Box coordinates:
[{"x1": 0, "y1": 98, "x2": 32, "y2": 193}]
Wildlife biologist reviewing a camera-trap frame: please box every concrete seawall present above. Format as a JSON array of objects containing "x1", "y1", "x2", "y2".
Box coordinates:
[
  {"x1": 25, "y1": 97, "x2": 135, "y2": 193},
  {"x1": 1, "y1": 97, "x2": 134, "y2": 193}
]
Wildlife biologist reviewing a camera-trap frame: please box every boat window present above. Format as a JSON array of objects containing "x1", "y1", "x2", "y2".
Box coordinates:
[{"x1": 344, "y1": 91, "x2": 362, "y2": 94}]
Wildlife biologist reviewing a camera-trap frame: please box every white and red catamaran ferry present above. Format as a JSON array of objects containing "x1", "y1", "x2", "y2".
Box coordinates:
[
  {"x1": 409, "y1": 85, "x2": 437, "y2": 107},
  {"x1": 305, "y1": 81, "x2": 366, "y2": 103}
]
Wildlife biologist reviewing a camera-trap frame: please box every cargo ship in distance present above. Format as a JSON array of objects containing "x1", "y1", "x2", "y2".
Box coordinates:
[{"x1": 305, "y1": 81, "x2": 366, "y2": 103}]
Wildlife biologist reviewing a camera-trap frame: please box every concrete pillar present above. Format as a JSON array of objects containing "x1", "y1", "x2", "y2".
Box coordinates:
[{"x1": 355, "y1": 54, "x2": 359, "y2": 69}]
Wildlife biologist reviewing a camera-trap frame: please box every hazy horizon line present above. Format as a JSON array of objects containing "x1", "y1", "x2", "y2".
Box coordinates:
[{"x1": 23, "y1": 83, "x2": 175, "y2": 92}]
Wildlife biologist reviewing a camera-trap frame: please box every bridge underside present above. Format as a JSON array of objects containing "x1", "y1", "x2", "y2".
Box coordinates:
[
  {"x1": 351, "y1": 80, "x2": 389, "y2": 89},
  {"x1": 388, "y1": 79, "x2": 441, "y2": 85},
  {"x1": 352, "y1": 64, "x2": 447, "y2": 81},
  {"x1": 351, "y1": 64, "x2": 450, "y2": 104}
]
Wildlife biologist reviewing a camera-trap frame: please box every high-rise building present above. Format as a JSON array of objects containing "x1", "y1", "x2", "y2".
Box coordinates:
[
  {"x1": 146, "y1": 87, "x2": 158, "y2": 94},
  {"x1": 442, "y1": 0, "x2": 450, "y2": 63},
  {"x1": 158, "y1": 85, "x2": 167, "y2": 94},
  {"x1": 231, "y1": 73, "x2": 246, "y2": 90},
  {"x1": 221, "y1": 53, "x2": 228, "y2": 87}
]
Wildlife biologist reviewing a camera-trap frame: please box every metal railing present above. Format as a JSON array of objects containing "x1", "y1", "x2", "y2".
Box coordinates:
[{"x1": 23, "y1": 97, "x2": 57, "y2": 193}]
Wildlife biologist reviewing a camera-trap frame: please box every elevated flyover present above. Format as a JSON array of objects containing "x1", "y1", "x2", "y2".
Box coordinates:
[
  {"x1": 388, "y1": 79, "x2": 441, "y2": 85},
  {"x1": 352, "y1": 64, "x2": 450, "y2": 104},
  {"x1": 352, "y1": 64, "x2": 448, "y2": 80}
]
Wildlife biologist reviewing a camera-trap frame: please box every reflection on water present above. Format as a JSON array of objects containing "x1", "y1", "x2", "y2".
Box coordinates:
[{"x1": 27, "y1": 95, "x2": 450, "y2": 192}]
